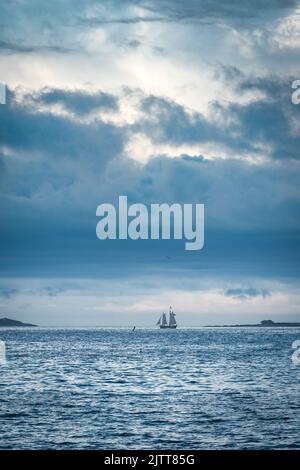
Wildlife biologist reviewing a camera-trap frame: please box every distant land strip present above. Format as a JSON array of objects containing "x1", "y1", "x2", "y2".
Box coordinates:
[
  {"x1": 205, "y1": 320, "x2": 300, "y2": 327},
  {"x1": 0, "y1": 317, "x2": 37, "y2": 327}
]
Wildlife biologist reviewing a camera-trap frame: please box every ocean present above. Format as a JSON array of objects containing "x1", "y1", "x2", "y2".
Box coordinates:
[{"x1": 0, "y1": 327, "x2": 299, "y2": 449}]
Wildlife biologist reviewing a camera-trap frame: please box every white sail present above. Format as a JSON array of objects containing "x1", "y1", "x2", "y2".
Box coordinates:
[
  {"x1": 157, "y1": 313, "x2": 167, "y2": 326},
  {"x1": 157, "y1": 308, "x2": 178, "y2": 328},
  {"x1": 169, "y1": 306, "x2": 177, "y2": 327},
  {"x1": 161, "y1": 312, "x2": 168, "y2": 326}
]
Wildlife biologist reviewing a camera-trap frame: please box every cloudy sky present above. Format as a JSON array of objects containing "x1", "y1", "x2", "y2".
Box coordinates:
[{"x1": 0, "y1": 0, "x2": 300, "y2": 326}]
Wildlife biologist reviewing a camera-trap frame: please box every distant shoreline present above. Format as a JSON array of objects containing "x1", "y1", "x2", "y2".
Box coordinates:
[
  {"x1": 205, "y1": 321, "x2": 300, "y2": 328},
  {"x1": 0, "y1": 317, "x2": 37, "y2": 327},
  {"x1": 1, "y1": 317, "x2": 300, "y2": 329}
]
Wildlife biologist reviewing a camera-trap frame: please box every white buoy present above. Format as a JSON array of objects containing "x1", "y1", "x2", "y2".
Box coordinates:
[{"x1": 0, "y1": 340, "x2": 6, "y2": 364}]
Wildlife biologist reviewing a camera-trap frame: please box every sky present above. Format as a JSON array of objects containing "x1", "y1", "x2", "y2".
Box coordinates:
[{"x1": 0, "y1": 0, "x2": 300, "y2": 326}]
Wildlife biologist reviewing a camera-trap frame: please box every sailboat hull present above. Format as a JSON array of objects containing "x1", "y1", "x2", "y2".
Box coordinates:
[{"x1": 159, "y1": 325, "x2": 177, "y2": 329}]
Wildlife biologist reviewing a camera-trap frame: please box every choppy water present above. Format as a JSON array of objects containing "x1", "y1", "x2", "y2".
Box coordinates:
[{"x1": 0, "y1": 327, "x2": 299, "y2": 449}]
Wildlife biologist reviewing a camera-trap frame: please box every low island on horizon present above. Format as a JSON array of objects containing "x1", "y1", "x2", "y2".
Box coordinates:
[
  {"x1": 0, "y1": 317, "x2": 37, "y2": 327},
  {"x1": 205, "y1": 319, "x2": 300, "y2": 327}
]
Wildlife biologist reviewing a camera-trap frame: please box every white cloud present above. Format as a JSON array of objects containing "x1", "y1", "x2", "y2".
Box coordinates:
[{"x1": 1, "y1": 277, "x2": 299, "y2": 326}]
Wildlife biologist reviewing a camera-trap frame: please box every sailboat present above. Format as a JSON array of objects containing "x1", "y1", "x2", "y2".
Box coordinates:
[{"x1": 157, "y1": 306, "x2": 177, "y2": 329}]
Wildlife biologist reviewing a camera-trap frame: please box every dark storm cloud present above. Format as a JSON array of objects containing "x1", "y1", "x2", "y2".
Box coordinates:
[
  {"x1": 225, "y1": 287, "x2": 272, "y2": 299},
  {"x1": 123, "y1": 39, "x2": 142, "y2": 49},
  {"x1": 0, "y1": 40, "x2": 71, "y2": 55},
  {"x1": 0, "y1": 88, "x2": 123, "y2": 162},
  {"x1": 45, "y1": 286, "x2": 67, "y2": 296},
  {"x1": 229, "y1": 76, "x2": 300, "y2": 160},
  {"x1": 137, "y1": 0, "x2": 298, "y2": 21},
  {"x1": 0, "y1": 286, "x2": 18, "y2": 298},
  {"x1": 78, "y1": 0, "x2": 298, "y2": 25},
  {"x1": 1, "y1": 85, "x2": 300, "y2": 218},
  {"x1": 136, "y1": 76, "x2": 300, "y2": 160},
  {"x1": 1, "y1": 0, "x2": 298, "y2": 58},
  {"x1": 0, "y1": 284, "x2": 71, "y2": 298},
  {"x1": 78, "y1": 15, "x2": 170, "y2": 26},
  {"x1": 0, "y1": 86, "x2": 300, "y2": 279},
  {"x1": 136, "y1": 95, "x2": 241, "y2": 150},
  {"x1": 36, "y1": 88, "x2": 118, "y2": 115}
]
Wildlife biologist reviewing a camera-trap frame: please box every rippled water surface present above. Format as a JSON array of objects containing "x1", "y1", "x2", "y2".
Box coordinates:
[{"x1": 0, "y1": 328, "x2": 299, "y2": 449}]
